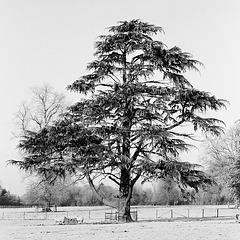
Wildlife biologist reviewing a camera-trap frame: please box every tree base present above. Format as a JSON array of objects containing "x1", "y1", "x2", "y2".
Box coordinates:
[{"x1": 118, "y1": 213, "x2": 134, "y2": 222}]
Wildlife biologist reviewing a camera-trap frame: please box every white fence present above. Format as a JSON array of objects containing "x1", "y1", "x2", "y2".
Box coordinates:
[{"x1": 0, "y1": 205, "x2": 238, "y2": 222}]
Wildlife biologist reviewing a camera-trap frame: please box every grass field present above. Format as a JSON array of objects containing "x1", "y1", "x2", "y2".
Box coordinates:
[{"x1": 0, "y1": 205, "x2": 240, "y2": 240}]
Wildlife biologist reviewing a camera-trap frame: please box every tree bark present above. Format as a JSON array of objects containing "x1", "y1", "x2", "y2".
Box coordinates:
[
  {"x1": 118, "y1": 196, "x2": 132, "y2": 222},
  {"x1": 117, "y1": 167, "x2": 133, "y2": 222}
]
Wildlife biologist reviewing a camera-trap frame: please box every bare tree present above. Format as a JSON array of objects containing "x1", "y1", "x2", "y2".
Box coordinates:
[
  {"x1": 14, "y1": 83, "x2": 67, "y2": 136},
  {"x1": 12, "y1": 84, "x2": 69, "y2": 200},
  {"x1": 23, "y1": 178, "x2": 72, "y2": 207},
  {"x1": 201, "y1": 123, "x2": 240, "y2": 204}
]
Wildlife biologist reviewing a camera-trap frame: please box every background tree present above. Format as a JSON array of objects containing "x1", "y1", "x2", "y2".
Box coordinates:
[
  {"x1": 201, "y1": 122, "x2": 240, "y2": 205},
  {"x1": 11, "y1": 20, "x2": 226, "y2": 221},
  {"x1": 131, "y1": 184, "x2": 153, "y2": 206},
  {"x1": 22, "y1": 178, "x2": 72, "y2": 207},
  {"x1": 14, "y1": 83, "x2": 67, "y2": 136},
  {"x1": 13, "y1": 84, "x2": 69, "y2": 201},
  {"x1": 152, "y1": 177, "x2": 183, "y2": 205}
]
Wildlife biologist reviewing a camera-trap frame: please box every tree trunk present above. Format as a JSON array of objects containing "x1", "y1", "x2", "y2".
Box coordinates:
[
  {"x1": 118, "y1": 168, "x2": 133, "y2": 222},
  {"x1": 86, "y1": 169, "x2": 136, "y2": 222},
  {"x1": 118, "y1": 196, "x2": 132, "y2": 222}
]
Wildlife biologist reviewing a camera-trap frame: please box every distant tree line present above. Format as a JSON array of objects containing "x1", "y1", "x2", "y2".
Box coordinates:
[
  {"x1": 21, "y1": 178, "x2": 228, "y2": 207},
  {"x1": 0, "y1": 178, "x2": 231, "y2": 207},
  {"x1": 0, "y1": 185, "x2": 22, "y2": 206}
]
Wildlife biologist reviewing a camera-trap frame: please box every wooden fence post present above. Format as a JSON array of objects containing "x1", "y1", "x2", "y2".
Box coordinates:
[{"x1": 202, "y1": 209, "x2": 204, "y2": 218}]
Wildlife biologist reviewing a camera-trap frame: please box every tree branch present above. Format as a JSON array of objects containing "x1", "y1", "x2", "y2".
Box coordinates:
[
  {"x1": 85, "y1": 170, "x2": 118, "y2": 208},
  {"x1": 109, "y1": 175, "x2": 120, "y2": 185}
]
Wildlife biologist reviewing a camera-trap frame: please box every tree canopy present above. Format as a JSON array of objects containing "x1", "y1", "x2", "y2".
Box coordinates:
[{"x1": 10, "y1": 19, "x2": 226, "y2": 221}]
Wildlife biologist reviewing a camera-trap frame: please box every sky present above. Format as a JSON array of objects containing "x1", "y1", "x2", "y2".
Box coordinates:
[{"x1": 0, "y1": 0, "x2": 240, "y2": 196}]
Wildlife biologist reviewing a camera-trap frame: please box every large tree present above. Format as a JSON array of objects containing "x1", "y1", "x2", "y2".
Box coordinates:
[{"x1": 11, "y1": 20, "x2": 226, "y2": 221}]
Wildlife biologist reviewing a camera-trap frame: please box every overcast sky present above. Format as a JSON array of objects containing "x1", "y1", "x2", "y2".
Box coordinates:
[{"x1": 0, "y1": 0, "x2": 240, "y2": 196}]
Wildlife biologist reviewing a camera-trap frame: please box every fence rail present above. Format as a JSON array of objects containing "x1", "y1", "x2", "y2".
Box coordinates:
[
  {"x1": 0, "y1": 205, "x2": 33, "y2": 209},
  {"x1": 0, "y1": 205, "x2": 238, "y2": 222}
]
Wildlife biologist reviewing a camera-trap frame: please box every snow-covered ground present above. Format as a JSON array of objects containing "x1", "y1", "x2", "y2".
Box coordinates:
[
  {"x1": 1, "y1": 218, "x2": 239, "y2": 240},
  {"x1": 0, "y1": 205, "x2": 239, "y2": 240}
]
